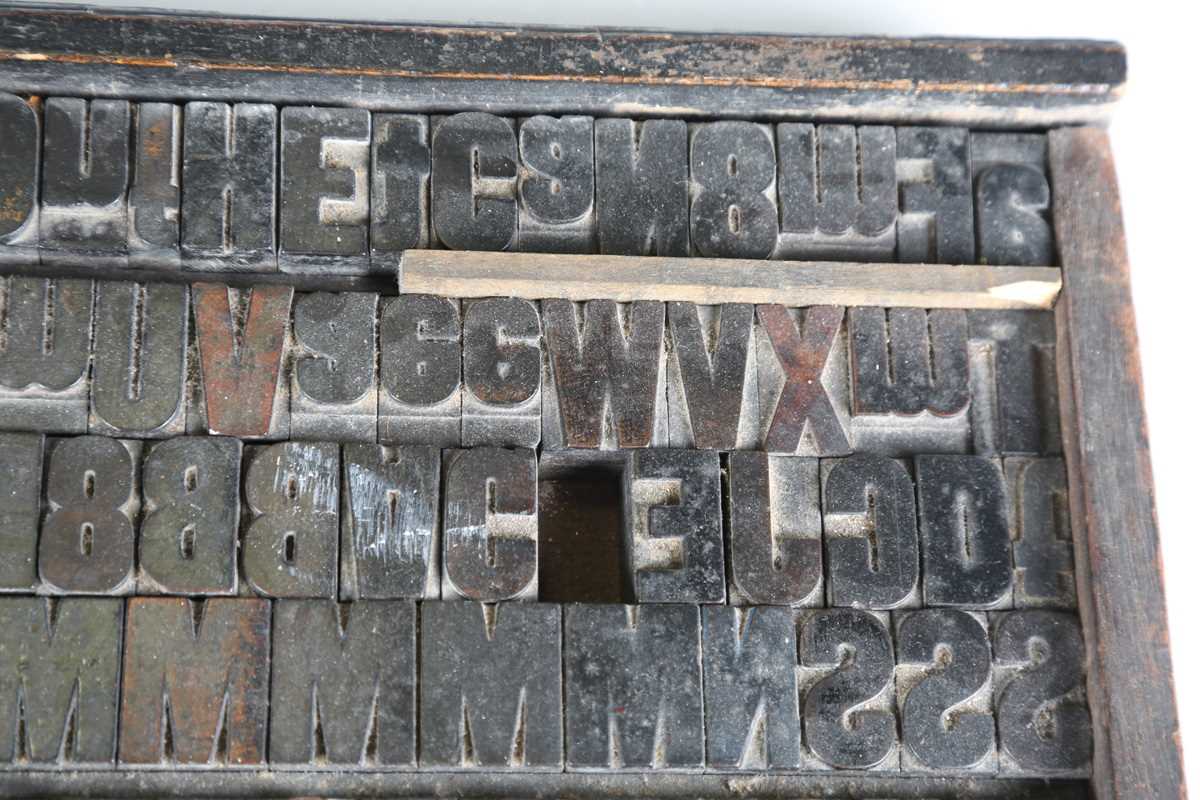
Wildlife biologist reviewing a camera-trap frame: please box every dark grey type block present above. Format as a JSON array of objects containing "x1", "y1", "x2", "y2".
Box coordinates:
[
  {"x1": 993, "y1": 610, "x2": 1091, "y2": 776},
  {"x1": 848, "y1": 307, "x2": 971, "y2": 455},
  {"x1": 442, "y1": 447, "x2": 538, "y2": 601},
  {"x1": 624, "y1": 449, "x2": 725, "y2": 604},
  {"x1": 341, "y1": 444, "x2": 440, "y2": 600},
  {"x1": 688, "y1": 121, "x2": 778, "y2": 258},
  {"x1": 726, "y1": 452, "x2": 822, "y2": 606},
  {"x1": 541, "y1": 299, "x2": 668, "y2": 449},
  {"x1": 90, "y1": 281, "x2": 189, "y2": 438},
  {"x1": 378, "y1": 294, "x2": 462, "y2": 446},
  {"x1": 595, "y1": 118, "x2": 689, "y2": 256},
  {"x1": 666, "y1": 302, "x2": 758, "y2": 449},
  {"x1": 917, "y1": 455, "x2": 1013, "y2": 609},
  {"x1": 420, "y1": 601, "x2": 562, "y2": 769},
  {"x1": 39, "y1": 98, "x2": 129, "y2": 266},
  {"x1": 129, "y1": 102, "x2": 181, "y2": 268},
  {"x1": 431, "y1": 112, "x2": 517, "y2": 251},
  {"x1": 291, "y1": 292, "x2": 379, "y2": 442},
  {"x1": 702, "y1": 606, "x2": 802, "y2": 770},
  {"x1": 243, "y1": 442, "x2": 339, "y2": 599},
  {"x1": 39, "y1": 436, "x2": 140, "y2": 595},
  {"x1": 139, "y1": 436, "x2": 241, "y2": 596},
  {"x1": 895, "y1": 609, "x2": 995, "y2": 773},
  {"x1": 0, "y1": 277, "x2": 93, "y2": 433},
  {"x1": 755, "y1": 304, "x2": 851, "y2": 455},
  {"x1": 0, "y1": 432, "x2": 42, "y2": 592},
  {"x1": 517, "y1": 115, "x2": 595, "y2": 252},
  {"x1": 822, "y1": 455, "x2": 920, "y2": 609},
  {"x1": 896, "y1": 126, "x2": 974, "y2": 264},
  {"x1": 119, "y1": 597, "x2": 270, "y2": 767},
  {"x1": 775, "y1": 123, "x2": 897, "y2": 261},
  {"x1": 271, "y1": 600, "x2": 416, "y2": 768},
  {"x1": 797, "y1": 608, "x2": 898, "y2": 771},
  {"x1": 968, "y1": 310, "x2": 1061, "y2": 456},
  {"x1": 370, "y1": 113, "x2": 430, "y2": 270},
  {"x1": 181, "y1": 102, "x2": 277, "y2": 271},
  {"x1": 280, "y1": 106, "x2": 371, "y2": 273},
  {"x1": 972, "y1": 133, "x2": 1053, "y2": 266},
  {"x1": 0, "y1": 598, "x2": 123, "y2": 768},
  {"x1": 0, "y1": 92, "x2": 40, "y2": 263},
  {"x1": 462, "y1": 297, "x2": 542, "y2": 447},
  {"x1": 1005, "y1": 457, "x2": 1075, "y2": 608},
  {"x1": 564, "y1": 603, "x2": 703, "y2": 770}
]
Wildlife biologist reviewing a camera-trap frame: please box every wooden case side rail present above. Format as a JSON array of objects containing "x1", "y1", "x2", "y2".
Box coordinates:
[
  {"x1": 0, "y1": 3, "x2": 1123, "y2": 126},
  {"x1": 1050, "y1": 127, "x2": 1186, "y2": 799}
]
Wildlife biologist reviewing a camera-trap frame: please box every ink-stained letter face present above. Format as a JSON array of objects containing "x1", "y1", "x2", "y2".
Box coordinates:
[
  {"x1": 432, "y1": 112, "x2": 517, "y2": 251},
  {"x1": 371, "y1": 114, "x2": 430, "y2": 269},
  {"x1": 689, "y1": 121, "x2": 778, "y2": 258},
  {"x1": 129, "y1": 102, "x2": 182, "y2": 267},
  {"x1": 0, "y1": 92, "x2": 40, "y2": 261},
  {"x1": 378, "y1": 294, "x2": 462, "y2": 446},
  {"x1": 971, "y1": 133, "x2": 1052, "y2": 267},
  {"x1": 461, "y1": 297, "x2": 542, "y2": 448},
  {"x1": 0, "y1": 432, "x2": 43, "y2": 592},
  {"x1": 595, "y1": 118, "x2": 689, "y2": 257},
  {"x1": 896, "y1": 127, "x2": 973, "y2": 264}
]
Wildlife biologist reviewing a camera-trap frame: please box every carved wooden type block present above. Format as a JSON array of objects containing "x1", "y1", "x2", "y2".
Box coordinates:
[
  {"x1": 420, "y1": 601, "x2": 562, "y2": 769},
  {"x1": 181, "y1": 102, "x2": 277, "y2": 272},
  {"x1": 193, "y1": 283, "x2": 293, "y2": 440},
  {"x1": 0, "y1": 432, "x2": 42, "y2": 592},
  {"x1": 971, "y1": 133, "x2": 1053, "y2": 266},
  {"x1": 271, "y1": 600, "x2": 416, "y2": 768},
  {"x1": 1005, "y1": 457, "x2": 1075, "y2": 608},
  {"x1": 896, "y1": 127, "x2": 974, "y2": 263},
  {"x1": 517, "y1": 115, "x2": 595, "y2": 252},
  {"x1": 461, "y1": 297, "x2": 542, "y2": 447},
  {"x1": 38, "y1": 98, "x2": 129, "y2": 266},
  {"x1": 129, "y1": 102, "x2": 181, "y2": 268},
  {"x1": 564, "y1": 603, "x2": 704, "y2": 770},
  {"x1": 624, "y1": 449, "x2": 725, "y2": 604},
  {"x1": 441, "y1": 447, "x2": 538, "y2": 601},
  {"x1": 594, "y1": 118, "x2": 689, "y2": 256},
  {"x1": 702, "y1": 606, "x2": 803, "y2": 770},
  {"x1": 377, "y1": 294, "x2": 462, "y2": 446},
  {"x1": 0, "y1": 92, "x2": 40, "y2": 263},
  {"x1": 341, "y1": 444, "x2": 440, "y2": 600},
  {"x1": 119, "y1": 597, "x2": 270, "y2": 767},
  {"x1": 541, "y1": 299, "x2": 668, "y2": 449},
  {"x1": 726, "y1": 452, "x2": 822, "y2": 606},
  {"x1": 431, "y1": 112, "x2": 518, "y2": 251},
  {"x1": 0, "y1": 598, "x2": 123, "y2": 768},
  {"x1": 688, "y1": 121, "x2": 778, "y2": 258},
  {"x1": 775, "y1": 123, "x2": 898, "y2": 261},
  {"x1": 242, "y1": 441, "x2": 339, "y2": 599},
  {"x1": 0, "y1": 277, "x2": 93, "y2": 433},
  {"x1": 290, "y1": 292, "x2": 378, "y2": 442},
  {"x1": 138, "y1": 436, "x2": 241, "y2": 596},
  {"x1": 90, "y1": 281, "x2": 189, "y2": 438},
  {"x1": 370, "y1": 113, "x2": 430, "y2": 270},
  {"x1": 280, "y1": 106, "x2": 371, "y2": 274},
  {"x1": 39, "y1": 436, "x2": 140, "y2": 596}
]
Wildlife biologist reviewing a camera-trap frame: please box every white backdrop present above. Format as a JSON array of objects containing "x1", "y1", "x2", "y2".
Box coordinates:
[{"x1": 33, "y1": 0, "x2": 1200, "y2": 789}]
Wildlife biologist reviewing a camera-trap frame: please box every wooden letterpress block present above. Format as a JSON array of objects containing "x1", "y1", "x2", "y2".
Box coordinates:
[
  {"x1": 270, "y1": 600, "x2": 416, "y2": 768},
  {"x1": 0, "y1": 277, "x2": 93, "y2": 433},
  {"x1": 0, "y1": 92, "x2": 40, "y2": 263},
  {"x1": 896, "y1": 127, "x2": 973, "y2": 263},
  {"x1": 541, "y1": 299, "x2": 668, "y2": 449},
  {"x1": 441, "y1": 447, "x2": 537, "y2": 601},
  {"x1": 181, "y1": 102, "x2": 277, "y2": 271},
  {"x1": 377, "y1": 294, "x2": 462, "y2": 446},
  {"x1": 39, "y1": 436, "x2": 140, "y2": 595},
  {"x1": 128, "y1": 102, "x2": 181, "y2": 268},
  {"x1": 689, "y1": 121, "x2": 778, "y2": 258},
  {"x1": 624, "y1": 449, "x2": 725, "y2": 604},
  {"x1": 0, "y1": 598, "x2": 122, "y2": 768},
  {"x1": 290, "y1": 292, "x2": 378, "y2": 442},
  {"x1": 564, "y1": 603, "x2": 703, "y2": 770},
  {"x1": 420, "y1": 601, "x2": 562, "y2": 769},
  {"x1": 702, "y1": 606, "x2": 802, "y2": 770},
  {"x1": 517, "y1": 115, "x2": 595, "y2": 252},
  {"x1": 972, "y1": 133, "x2": 1053, "y2": 266},
  {"x1": 1005, "y1": 457, "x2": 1075, "y2": 608},
  {"x1": 138, "y1": 436, "x2": 241, "y2": 596},
  {"x1": 89, "y1": 282, "x2": 189, "y2": 438},
  {"x1": 280, "y1": 106, "x2": 371, "y2": 274},
  {"x1": 340, "y1": 444, "x2": 440, "y2": 600},
  {"x1": 39, "y1": 98, "x2": 129, "y2": 266},
  {"x1": 0, "y1": 432, "x2": 42, "y2": 592},
  {"x1": 726, "y1": 452, "x2": 821, "y2": 606},
  {"x1": 431, "y1": 112, "x2": 517, "y2": 251},
  {"x1": 595, "y1": 118, "x2": 689, "y2": 256},
  {"x1": 370, "y1": 113, "x2": 430, "y2": 270},
  {"x1": 192, "y1": 283, "x2": 292, "y2": 440},
  {"x1": 822, "y1": 455, "x2": 920, "y2": 609},
  {"x1": 462, "y1": 297, "x2": 541, "y2": 447},
  {"x1": 242, "y1": 442, "x2": 339, "y2": 599},
  {"x1": 119, "y1": 597, "x2": 270, "y2": 767},
  {"x1": 776, "y1": 123, "x2": 897, "y2": 261}
]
